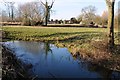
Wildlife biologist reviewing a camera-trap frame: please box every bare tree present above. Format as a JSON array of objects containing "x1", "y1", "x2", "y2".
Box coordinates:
[
  {"x1": 105, "y1": 0, "x2": 115, "y2": 49},
  {"x1": 4, "y1": 2, "x2": 15, "y2": 21},
  {"x1": 94, "y1": 15, "x2": 102, "y2": 26},
  {"x1": 1, "y1": 10, "x2": 8, "y2": 22},
  {"x1": 41, "y1": 0, "x2": 55, "y2": 26},
  {"x1": 77, "y1": 14, "x2": 83, "y2": 23},
  {"x1": 18, "y1": 2, "x2": 44, "y2": 26},
  {"x1": 80, "y1": 5, "x2": 97, "y2": 25},
  {"x1": 0, "y1": 8, "x2": 2, "y2": 23},
  {"x1": 101, "y1": 10, "x2": 108, "y2": 26}
]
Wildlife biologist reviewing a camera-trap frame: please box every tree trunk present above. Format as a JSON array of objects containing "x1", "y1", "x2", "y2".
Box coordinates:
[
  {"x1": 107, "y1": 2, "x2": 115, "y2": 49},
  {"x1": 45, "y1": 12, "x2": 48, "y2": 26},
  {"x1": 11, "y1": 6, "x2": 14, "y2": 21},
  {"x1": 44, "y1": 2, "x2": 48, "y2": 26},
  {"x1": 45, "y1": 7, "x2": 50, "y2": 26}
]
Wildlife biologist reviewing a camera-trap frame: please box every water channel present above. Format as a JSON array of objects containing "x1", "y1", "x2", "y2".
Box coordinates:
[{"x1": 3, "y1": 41, "x2": 120, "y2": 78}]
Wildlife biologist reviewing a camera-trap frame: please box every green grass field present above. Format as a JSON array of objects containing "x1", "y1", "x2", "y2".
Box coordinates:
[
  {"x1": 2, "y1": 26, "x2": 108, "y2": 41},
  {"x1": 2, "y1": 26, "x2": 119, "y2": 44}
]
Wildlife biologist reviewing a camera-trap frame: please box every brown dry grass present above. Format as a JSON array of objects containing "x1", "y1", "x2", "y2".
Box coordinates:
[{"x1": 72, "y1": 40, "x2": 120, "y2": 71}]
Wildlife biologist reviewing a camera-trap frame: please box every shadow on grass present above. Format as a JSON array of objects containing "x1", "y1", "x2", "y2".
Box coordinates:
[
  {"x1": 33, "y1": 32, "x2": 103, "y2": 37},
  {"x1": 3, "y1": 31, "x2": 107, "y2": 42}
]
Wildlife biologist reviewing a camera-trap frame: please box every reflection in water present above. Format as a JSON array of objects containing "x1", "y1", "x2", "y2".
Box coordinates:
[
  {"x1": 86, "y1": 63, "x2": 112, "y2": 79},
  {"x1": 76, "y1": 57, "x2": 112, "y2": 78},
  {"x1": 44, "y1": 42, "x2": 53, "y2": 59},
  {"x1": 3, "y1": 41, "x2": 120, "y2": 78}
]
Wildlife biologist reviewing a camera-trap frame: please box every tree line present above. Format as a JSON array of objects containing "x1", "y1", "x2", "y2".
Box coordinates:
[
  {"x1": 1, "y1": 0, "x2": 55, "y2": 26},
  {"x1": 1, "y1": 1, "x2": 119, "y2": 28},
  {"x1": 0, "y1": 1, "x2": 119, "y2": 27}
]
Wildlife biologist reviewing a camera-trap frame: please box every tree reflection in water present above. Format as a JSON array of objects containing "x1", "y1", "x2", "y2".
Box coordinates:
[
  {"x1": 44, "y1": 42, "x2": 53, "y2": 59},
  {"x1": 4, "y1": 41, "x2": 54, "y2": 62}
]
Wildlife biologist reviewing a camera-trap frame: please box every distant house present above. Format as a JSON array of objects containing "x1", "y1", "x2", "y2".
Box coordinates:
[{"x1": 63, "y1": 20, "x2": 71, "y2": 24}]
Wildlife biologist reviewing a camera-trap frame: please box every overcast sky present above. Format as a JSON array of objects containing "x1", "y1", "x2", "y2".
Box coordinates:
[{"x1": 0, "y1": 0, "x2": 120, "y2": 20}]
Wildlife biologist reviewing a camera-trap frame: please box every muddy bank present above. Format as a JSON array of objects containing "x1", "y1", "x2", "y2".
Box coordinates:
[{"x1": 2, "y1": 45, "x2": 37, "y2": 79}]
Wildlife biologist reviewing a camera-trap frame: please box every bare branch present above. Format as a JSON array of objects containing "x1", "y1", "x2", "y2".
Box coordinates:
[
  {"x1": 40, "y1": 0, "x2": 45, "y2": 6},
  {"x1": 50, "y1": 0, "x2": 55, "y2": 8}
]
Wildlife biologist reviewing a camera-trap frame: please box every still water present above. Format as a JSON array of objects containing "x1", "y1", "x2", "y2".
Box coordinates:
[{"x1": 3, "y1": 41, "x2": 120, "y2": 78}]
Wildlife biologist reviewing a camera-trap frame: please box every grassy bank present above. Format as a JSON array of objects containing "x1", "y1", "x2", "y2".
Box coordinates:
[{"x1": 2, "y1": 26, "x2": 120, "y2": 71}]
